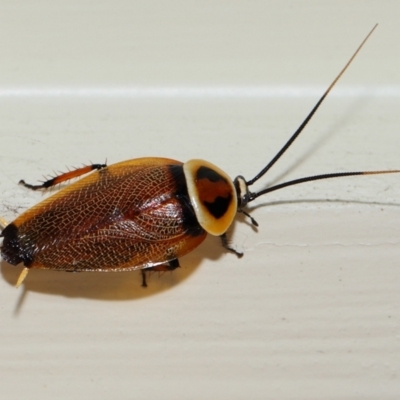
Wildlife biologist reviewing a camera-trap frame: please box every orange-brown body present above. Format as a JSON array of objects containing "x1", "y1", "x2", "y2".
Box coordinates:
[{"x1": 1, "y1": 158, "x2": 207, "y2": 272}]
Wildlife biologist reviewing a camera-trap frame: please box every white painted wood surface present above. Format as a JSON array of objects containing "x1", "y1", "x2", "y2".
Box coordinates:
[{"x1": 1, "y1": 2, "x2": 400, "y2": 399}]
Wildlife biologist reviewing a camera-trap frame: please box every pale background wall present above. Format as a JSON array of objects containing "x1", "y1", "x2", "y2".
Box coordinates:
[{"x1": 1, "y1": 1, "x2": 400, "y2": 399}]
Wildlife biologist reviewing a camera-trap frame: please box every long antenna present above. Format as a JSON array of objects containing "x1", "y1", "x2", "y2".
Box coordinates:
[
  {"x1": 249, "y1": 170, "x2": 400, "y2": 201},
  {"x1": 246, "y1": 24, "x2": 378, "y2": 187}
]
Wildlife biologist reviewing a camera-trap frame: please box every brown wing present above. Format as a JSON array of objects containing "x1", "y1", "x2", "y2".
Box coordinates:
[{"x1": 3, "y1": 158, "x2": 206, "y2": 271}]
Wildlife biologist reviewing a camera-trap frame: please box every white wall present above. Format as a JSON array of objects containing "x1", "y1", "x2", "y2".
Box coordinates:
[{"x1": 1, "y1": 2, "x2": 400, "y2": 399}]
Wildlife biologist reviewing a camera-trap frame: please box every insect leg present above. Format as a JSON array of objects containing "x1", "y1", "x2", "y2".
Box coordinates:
[
  {"x1": 140, "y1": 259, "x2": 181, "y2": 287},
  {"x1": 220, "y1": 233, "x2": 243, "y2": 258},
  {"x1": 141, "y1": 270, "x2": 148, "y2": 288},
  {"x1": 15, "y1": 267, "x2": 29, "y2": 288},
  {"x1": 19, "y1": 163, "x2": 107, "y2": 191}
]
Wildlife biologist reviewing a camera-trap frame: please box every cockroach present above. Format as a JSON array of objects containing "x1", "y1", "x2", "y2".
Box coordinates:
[{"x1": 1, "y1": 24, "x2": 398, "y2": 288}]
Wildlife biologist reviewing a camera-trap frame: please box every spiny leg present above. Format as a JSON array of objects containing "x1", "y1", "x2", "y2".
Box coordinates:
[
  {"x1": 141, "y1": 259, "x2": 180, "y2": 287},
  {"x1": 19, "y1": 163, "x2": 107, "y2": 191},
  {"x1": 220, "y1": 233, "x2": 243, "y2": 258}
]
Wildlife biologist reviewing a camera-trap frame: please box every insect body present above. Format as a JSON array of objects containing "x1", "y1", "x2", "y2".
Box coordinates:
[
  {"x1": 1, "y1": 24, "x2": 399, "y2": 287},
  {"x1": 1, "y1": 158, "x2": 239, "y2": 286}
]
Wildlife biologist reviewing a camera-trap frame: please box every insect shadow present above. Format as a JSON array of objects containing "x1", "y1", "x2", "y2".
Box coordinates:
[{"x1": 0, "y1": 231, "x2": 236, "y2": 305}]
